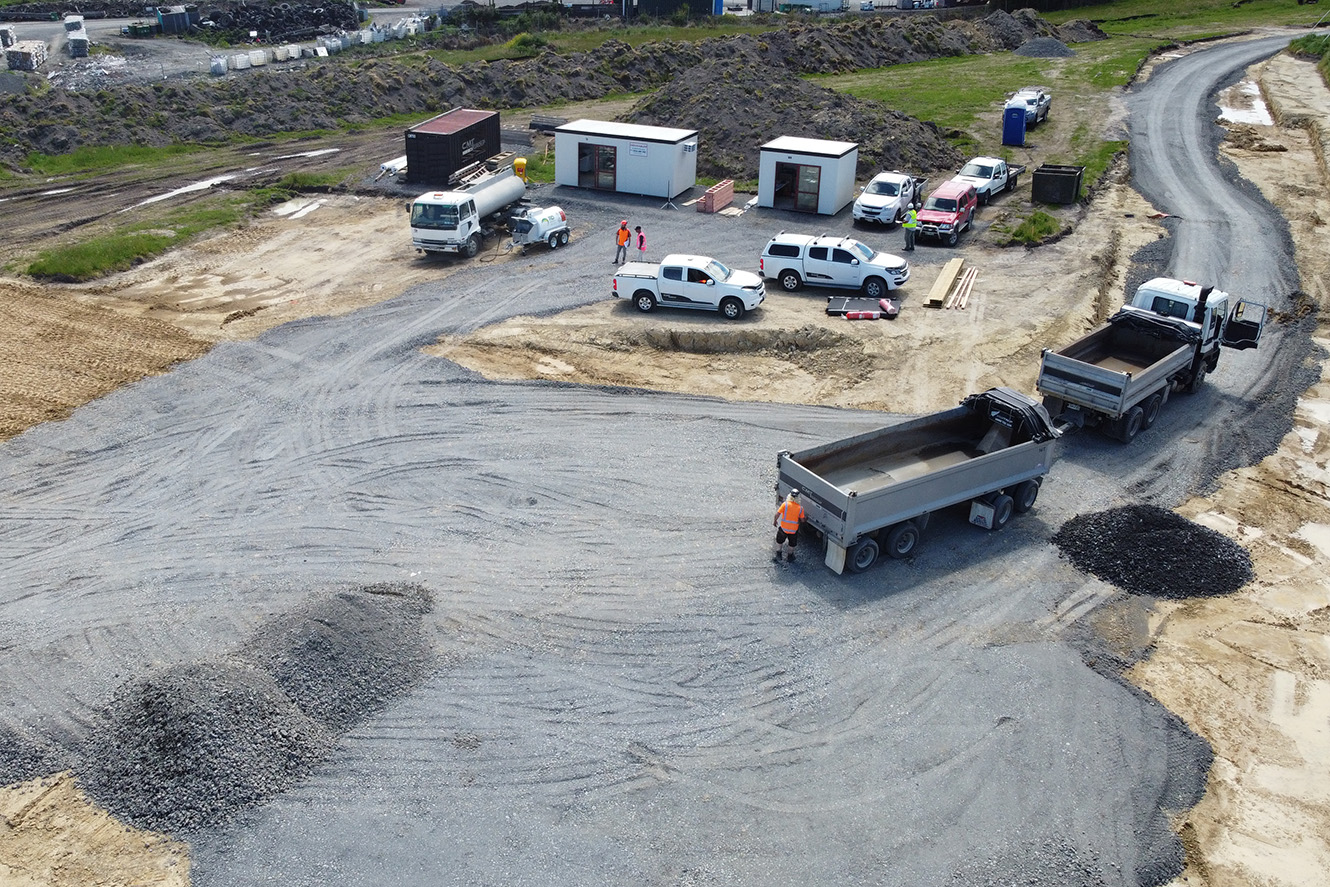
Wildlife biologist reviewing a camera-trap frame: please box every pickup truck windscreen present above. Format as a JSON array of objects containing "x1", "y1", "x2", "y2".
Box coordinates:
[
  {"x1": 959, "y1": 163, "x2": 993, "y2": 178},
  {"x1": 925, "y1": 197, "x2": 957, "y2": 212},
  {"x1": 411, "y1": 203, "x2": 459, "y2": 230},
  {"x1": 865, "y1": 180, "x2": 900, "y2": 196},
  {"x1": 847, "y1": 241, "x2": 874, "y2": 262},
  {"x1": 704, "y1": 259, "x2": 732, "y2": 281}
]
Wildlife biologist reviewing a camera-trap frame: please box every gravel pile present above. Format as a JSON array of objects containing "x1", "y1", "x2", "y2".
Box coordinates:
[
  {"x1": 79, "y1": 583, "x2": 434, "y2": 833},
  {"x1": 1053, "y1": 505, "x2": 1254, "y2": 598},
  {"x1": 945, "y1": 838, "x2": 1109, "y2": 887},
  {"x1": 1015, "y1": 37, "x2": 1076, "y2": 58},
  {"x1": 0, "y1": 722, "x2": 72, "y2": 786}
]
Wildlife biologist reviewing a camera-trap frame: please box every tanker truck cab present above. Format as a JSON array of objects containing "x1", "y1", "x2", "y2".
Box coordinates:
[{"x1": 410, "y1": 164, "x2": 527, "y2": 259}]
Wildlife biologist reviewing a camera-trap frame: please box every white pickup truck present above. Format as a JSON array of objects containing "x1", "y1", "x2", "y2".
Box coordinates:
[
  {"x1": 951, "y1": 156, "x2": 1024, "y2": 205},
  {"x1": 613, "y1": 254, "x2": 765, "y2": 320},
  {"x1": 852, "y1": 171, "x2": 926, "y2": 225},
  {"x1": 759, "y1": 232, "x2": 909, "y2": 300}
]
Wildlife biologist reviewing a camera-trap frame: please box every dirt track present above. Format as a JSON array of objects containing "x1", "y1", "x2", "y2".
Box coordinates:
[{"x1": 1, "y1": 32, "x2": 1329, "y2": 887}]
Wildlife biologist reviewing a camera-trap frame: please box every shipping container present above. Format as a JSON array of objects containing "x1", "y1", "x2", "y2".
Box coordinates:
[{"x1": 405, "y1": 109, "x2": 502, "y2": 186}]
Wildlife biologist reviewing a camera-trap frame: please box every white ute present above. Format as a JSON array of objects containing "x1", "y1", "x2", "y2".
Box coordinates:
[
  {"x1": 760, "y1": 232, "x2": 909, "y2": 300},
  {"x1": 851, "y1": 171, "x2": 925, "y2": 225},
  {"x1": 613, "y1": 254, "x2": 765, "y2": 320},
  {"x1": 951, "y1": 156, "x2": 1020, "y2": 205}
]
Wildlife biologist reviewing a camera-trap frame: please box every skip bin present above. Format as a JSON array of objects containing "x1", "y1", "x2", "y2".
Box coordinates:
[
  {"x1": 1031, "y1": 164, "x2": 1085, "y2": 204},
  {"x1": 1002, "y1": 106, "x2": 1027, "y2": 147}
]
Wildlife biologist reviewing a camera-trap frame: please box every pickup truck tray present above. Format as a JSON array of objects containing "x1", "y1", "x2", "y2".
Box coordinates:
[{"x1": 826, "y1": 297, "x2": 899, "y2": 319}]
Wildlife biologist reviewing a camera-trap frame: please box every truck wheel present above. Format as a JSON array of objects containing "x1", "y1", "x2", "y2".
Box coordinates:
[
  {"x1": 548, "y1": 232, "x2": 560, "y2": 249},
  {"x1": 847, "y1": 538, "x2": 880, "y2": 573},
  {"x1": 634, "y1": 291, "x2": 657, "y2": 313},
  {"x1": 979, "y1": 189, "x2": 990, "y2": 206},
  {"x1": 779, "y1": 270, "x2": 802, "y2": 291},
  {"x1": 884, "y1": 522, "x2": 919, "y2": 559},
  {"x1": 1012, "y1": 480, "x2": 1040, "y2": 514},
  {"x1": 557, "y1": 230, "x2": 569, "y2": 246},
  {"x1": 1186, "y1": 364, "x2": 1207, "y2": 395},
  {"x1": 463, "y1": 234, "x2": 481, "y2": 259},
  {"x1": 1142, "y1": 393, "x2": 1164, "y2": 429},
  {"x1": 862, "y1": 277, "x2": 888, "y2": 300},
  {"x1": 719, "y1": 297, "x2": 744, "y2": 320},
  {"x1": 1205, "y1": 349, "x2": 1220, "y2": 373},
  {"x1": 990, "y1": 494, "x2": 1015, "y2": 530},
  {"x1": 1115, "y1": 406, "x2": 1145, "y2": 443},
  {"x1": 945, "y1": 230, "x2": 959, "y2": 247}
]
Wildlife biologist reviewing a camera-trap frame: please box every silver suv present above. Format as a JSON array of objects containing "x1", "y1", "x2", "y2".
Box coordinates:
[{"x1": 759, "y1": 232, "x2": 909, "y2": 300}]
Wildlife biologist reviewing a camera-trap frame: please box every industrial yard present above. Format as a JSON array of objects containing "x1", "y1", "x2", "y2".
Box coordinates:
[{"x1": 1, "y1": 5, "x2": 1330, "y2": 887}]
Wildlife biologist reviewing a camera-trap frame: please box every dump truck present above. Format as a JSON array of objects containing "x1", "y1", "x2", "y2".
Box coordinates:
[
  {"x1": 776, "y1": 388, "x2": 1062, "y2": 574},
  {"x1": 410, "y1": 162, "x2": 526, "y2": 258},
  {"x1": 1037, "y1": 278, "x2": 1267, "y2": 443}
]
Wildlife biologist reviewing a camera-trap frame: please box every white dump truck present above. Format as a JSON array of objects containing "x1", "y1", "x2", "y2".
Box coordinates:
[
  {"x1": 509, "y1": 205, "x2": 571, "y2": 252},
  {"x1": 410, "y1": 163, "x2": 526, "y2": 258},
  {"x1": 777, "y1": 388, "x2": 1062, "y2": 574},
  {"x1": 1037, "y1": 278, "x2": 1267, "y2": 443}
]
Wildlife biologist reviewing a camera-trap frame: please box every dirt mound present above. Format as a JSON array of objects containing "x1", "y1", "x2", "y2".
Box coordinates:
[
  {"x1": 625, "y1": 59, "x2": 961, "y2": 181},
  {"x1": 1015, "y1": 37, "x2": 1076, "y2": 58},
  {"x1": 1052, "y1": 505, "x2": 1254, "y2": 598},
  {"x1": 80, "y1": 583, "x2": 434, "y2": 833}
]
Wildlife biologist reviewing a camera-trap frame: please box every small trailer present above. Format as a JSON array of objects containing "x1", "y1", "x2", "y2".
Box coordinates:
[
  {"x1": 776, "y1": 388, "x2": 1061, "y2": 574},
  {"x1": 509, "y1": 205, "x2": 570, "y2": 252}
]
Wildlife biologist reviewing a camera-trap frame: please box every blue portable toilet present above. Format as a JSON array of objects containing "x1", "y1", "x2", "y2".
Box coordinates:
[{"x1": 1002, "y1": 106, "x2": 1027, "y2": 147}]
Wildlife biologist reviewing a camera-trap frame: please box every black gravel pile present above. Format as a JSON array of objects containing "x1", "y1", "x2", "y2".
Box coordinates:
[
  {"x1": 1016, "y1": 37, "x2": 1076, "y2": 58},
  {"x1": 946, "y1": 838, "x2": 1108, "y2": 887},
  {"x1": 79, "y1": 583, "x2": 435, "y2": 833},
  {"x1": 1053, "y1": 505, "x2": 1254, "y2": 598},
  {"x1": 0, "y1": 722, "x2": 73, "y2": 786}
]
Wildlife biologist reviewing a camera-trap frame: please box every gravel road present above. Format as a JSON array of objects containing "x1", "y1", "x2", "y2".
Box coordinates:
[{"x1": 0, "y1": 34, "x2": 1313, "y2": 887}]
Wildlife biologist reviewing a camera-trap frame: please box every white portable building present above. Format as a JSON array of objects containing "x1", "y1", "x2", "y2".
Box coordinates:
[
  {"x1": 758, "y1": 136, "x2": 859, "y2": 215},
  {"x1": 554, "y1": 119, "x2": 698, "y2": 199}
]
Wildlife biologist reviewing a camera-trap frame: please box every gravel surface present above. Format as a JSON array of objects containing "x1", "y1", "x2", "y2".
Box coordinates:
[
  {"x1": 1053, "y1": 505, "x2": 1254, "y2": 598},
  {"x1": 1015, "y1": 37, "x2": 1076, "y2": 58}
]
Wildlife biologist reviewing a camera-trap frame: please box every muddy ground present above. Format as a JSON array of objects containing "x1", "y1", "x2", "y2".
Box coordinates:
[{"x1": 0, "y1": 34, "x2": 1327, "y2": 887}]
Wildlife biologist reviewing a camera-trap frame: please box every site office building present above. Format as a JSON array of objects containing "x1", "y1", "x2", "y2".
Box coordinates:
[
  {"x1": 759, "y1": 136, "x2": 859, "y2": 215},
  {"x1": 554, "y1": 119, "x2": 698, "y2": 199}
]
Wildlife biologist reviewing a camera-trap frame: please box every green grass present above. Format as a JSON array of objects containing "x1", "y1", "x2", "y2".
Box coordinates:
[
  {"x1": 1042, "y1": 0, "x2": 1323, "y2": 39},
  {"x1": 994, "y1": 210, "x2": 1063, "y2": 246},
  {"x1": 1290, "y1": 32, "x2": 1330, "y2": 81},
  {"x1": 25, "y1": 143, "x2": 208, "y2": 177},
  {"x1": 424, "y1": 19, "x2": 778, "y2": 65}
]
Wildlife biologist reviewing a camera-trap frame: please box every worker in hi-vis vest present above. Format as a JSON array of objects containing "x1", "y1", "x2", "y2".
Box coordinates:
[
  {"x1": 902, "y1": 203, "x2": 919, "y2": 252},
  {"x1": 773, "y1": 490, "x2": 806, "y2": 563},
  {"x1": 613, "y1": 220, "x2": 631, "y2": 264}
]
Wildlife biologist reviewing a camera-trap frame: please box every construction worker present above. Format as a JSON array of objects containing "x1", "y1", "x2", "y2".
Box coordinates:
[
  {"x1": 902, "y1": 203, "x2": 919, "y2": 252},
  {"x1": 613, "y1": 220, "x2": 631, "y2": 264},
  {"x1": 773, "y1": 490, "x2": 806, "y2": 563}
]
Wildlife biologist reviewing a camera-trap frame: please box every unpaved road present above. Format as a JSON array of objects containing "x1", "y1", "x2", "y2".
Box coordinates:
[{"x1": 1, "y1": 31, "x2": 1327, "y2": 887}]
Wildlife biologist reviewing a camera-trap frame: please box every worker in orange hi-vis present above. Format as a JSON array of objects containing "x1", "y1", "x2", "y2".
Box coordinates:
[
  {"x1": 773, "y1": 490, "x2": 806, "y2": 563},
  {"x1": 613, "y1": 220, "x2": 631, "y2": 264}
]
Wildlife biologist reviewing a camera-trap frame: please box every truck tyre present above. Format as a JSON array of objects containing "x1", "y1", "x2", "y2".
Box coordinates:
[
  {"x1": 719, "y1": 297, "x2": 744, "y2": 321},
  {"x1": 991, "y1": 494, "x2": 1015, "y2": 530},
  {"x1": 979, "y1": 189, "x2": 990, "y2": 206},
  {"x1": 1186, "y1": 364, "x2": 1207, "y2": 395},
  {"x1": 1115, "y1": 405, "x2": 1145, "y2": 443},
  {"x1": 862, "y1": 277, "x2": 888, "y2": 300},
  {"x1": 1012, "y1": 480, "x2": 1040, "y2": 514},
  {"x1": 779, "y1": 270, "x2": 802, "y2": 292},
  {"x1": 1142, "y1": 393, "x2": 1164, "y2": 429},
  {"x1": 548, "y1": 232, "x2": 560, "y2": 249},
  {"x1": 463, "y1": 234, "x2": 481, "y2": 259},
  {"x1": 884, "y1": 522, "x2": 919, "y2": 559},
  {"x1": 847, "y1": 538, "x2": 880, "y2": 573},
  {"x1": 634, "y1": 290, "x2": 657, "y2": 313},
  {"x1": 945, "y1": 230, "x2": 959, "y2": 247},
  {"x1": 557, "y1": 230, "x2": 569, "y2": 246}
]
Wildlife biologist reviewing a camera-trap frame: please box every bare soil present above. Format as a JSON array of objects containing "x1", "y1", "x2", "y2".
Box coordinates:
[{"x1": 0, "y1": 38, "x2": 1327, "y2": 887}]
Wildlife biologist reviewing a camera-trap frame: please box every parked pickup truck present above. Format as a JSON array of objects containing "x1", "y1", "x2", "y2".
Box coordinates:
[
  {"x1": 852, "y1": 171, "x2": 926, "y2": 225},
  {"x1": 952, "y1": 156, "x2": 1024, "y2": 204},
  {"x1": 776, "y1": 388, "x2": 1061, "y2": 574},
  {"x1": 1005, "y1": 87, "x2": 1051, "y2": 125},
  {"x1": 916, "y1": 180, "x2": 978, "y2": 247},
  {"x1": 760, "y1": 232, "x2": 910, "y2": 299},
  {"x1": 1037, "y1": 278, "x2": 1267, "y2": 443},
  {"x1": 613, "y1": 254, "x2": 765, "y2": 320}
]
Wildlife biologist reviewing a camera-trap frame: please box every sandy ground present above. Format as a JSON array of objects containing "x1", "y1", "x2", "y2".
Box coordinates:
[{"x1": 0, "y1": 42, "x2": 1327, "y2": 887}]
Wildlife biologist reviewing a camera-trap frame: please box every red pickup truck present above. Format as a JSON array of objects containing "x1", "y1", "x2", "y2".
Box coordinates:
[{"x1": 917, "y1": 180, "x2": 978, "y2": 247}]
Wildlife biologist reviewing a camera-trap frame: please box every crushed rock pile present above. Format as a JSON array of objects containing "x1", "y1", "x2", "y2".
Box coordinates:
[
  {"x1": 0, "y1": 9, "x2": 1103, "y2": 166},
  {"x1": 79, "y1": 583, "x2": 434, "y2": 834},
  {"x1": 1052, "y1": 505, "x2": 1254, "y2": 598},
  {"x1": 1015, "y1": 37, "x2": 1076, "y2": 58},
  {"x1": 625, "y1": 59, "x2": 961, "y2": 181}
]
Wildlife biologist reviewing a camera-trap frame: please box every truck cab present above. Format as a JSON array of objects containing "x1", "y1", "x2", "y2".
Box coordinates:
[
  {"x1": 952, "y1": 156, "x2": 1013, "y2": 204},
  {"x1": 1126, "y1": 277, "x2": 1266, "y2": 354}
]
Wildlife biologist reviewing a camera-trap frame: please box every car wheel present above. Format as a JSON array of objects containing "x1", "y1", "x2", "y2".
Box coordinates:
[
  {"x1": 884, "y1": 522, "x2": 919, "y2": 559},
  {"x1": 548, "y1": 232, "x2": 559, "y2": 249},
  {"x1": 979, "y1": 189, "x2": 990, "y2": 206},
  {"x1": 991, "y1": 494, "x2": 1015, "y2": 530},
  {"x1": 862, "y1": 277, "x2": 887, "y2": 300},
  {"x1": 634, "y1": 291, "x2": 656, "y2": 313},
  {"x1": 847, "y1": 538, "x2": 880, "y2": 573},
  {"x1": 946, "y1": 230, "x2": 959, "y2": 247},
  {"x1": 719, "y1": 297, "x2": 744, "y2": 321},
  {"x1": 779, "y1": 270, "x2": 802, "y2": 291},
  {"x1": 462, "y1": 234, "x2": 481, "y2": 259},
  {"x1": 1012, "y1": 480, "x2": 1040, "y2": 514},
  {"x1": 1142, "y1": 393, "x2": 1164, "y2": 429}
]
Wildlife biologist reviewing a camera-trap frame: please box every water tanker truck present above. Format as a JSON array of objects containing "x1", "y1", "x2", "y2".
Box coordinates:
[
  {"x1": 776, "y1": 388, "x2": 1061, "y2": 574},
  {"x1": 410, "y1": 163, "x2": 527, "y2": 258}
]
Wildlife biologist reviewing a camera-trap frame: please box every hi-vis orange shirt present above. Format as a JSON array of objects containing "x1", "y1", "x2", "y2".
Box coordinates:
[
  {"x1": 777, "y1": 500, "x2": 805, "y2": 533},
  {"x1": 616, "y1": 226, "x2": 631, "y2": 246}
]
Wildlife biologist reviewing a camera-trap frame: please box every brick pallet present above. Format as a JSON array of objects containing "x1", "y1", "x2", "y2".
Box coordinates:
[{"x1": 697, "y1": 179, "x2": 735, "y2": 213}]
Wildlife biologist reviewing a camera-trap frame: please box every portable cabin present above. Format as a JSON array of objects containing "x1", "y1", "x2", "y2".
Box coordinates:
[
  {"x1": 758, "y1": 136, "x2": 859, "y2": 215},
  {"x1": 553, "y1": 119, "x2": 698, "y2": 199}
]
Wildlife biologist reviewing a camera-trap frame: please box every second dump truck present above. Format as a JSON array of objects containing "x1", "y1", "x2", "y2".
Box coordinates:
[
  {"x1": 1037, "y1": 277, "x2": 1266, "y2": 443},
  {"x1": 777, "y1": 388, "x2": 1061, "y2": 574}
]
